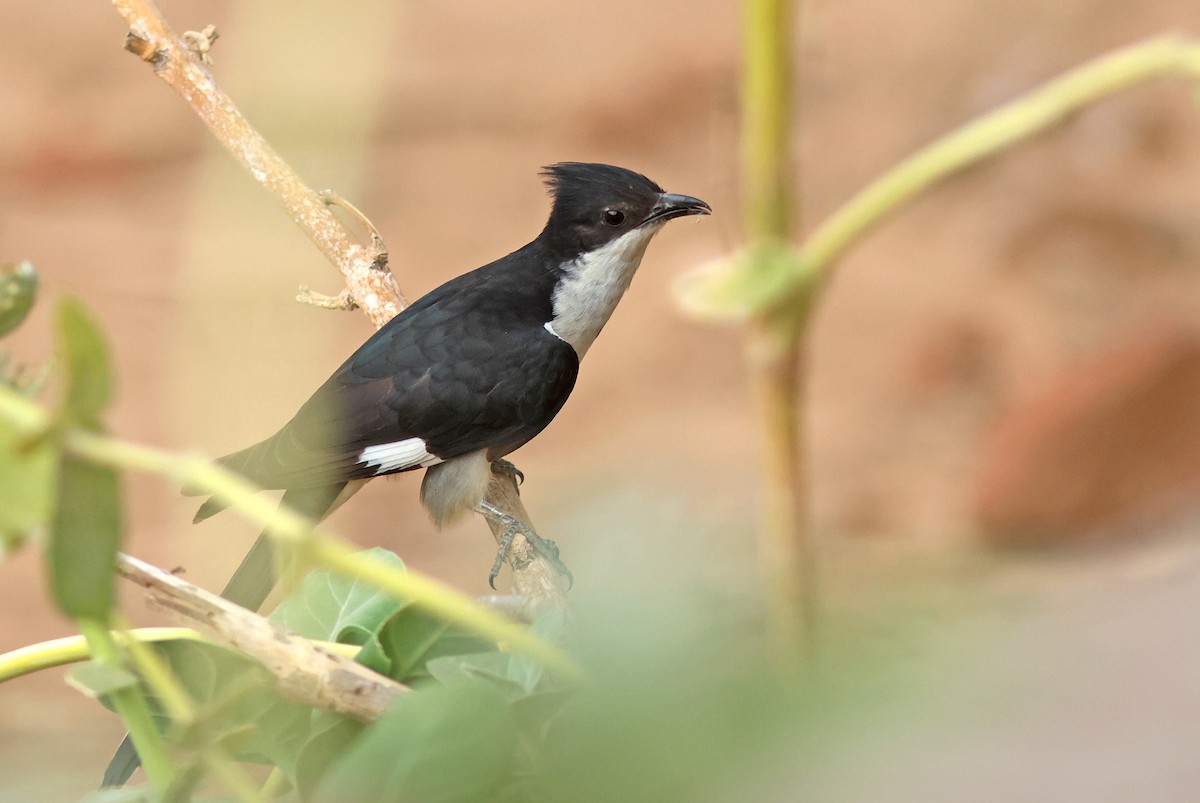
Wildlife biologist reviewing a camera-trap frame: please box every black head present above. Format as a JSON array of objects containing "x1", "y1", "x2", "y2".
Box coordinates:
[{"x1": 539, "y1": 162, "x2": 710, "y2": 255}]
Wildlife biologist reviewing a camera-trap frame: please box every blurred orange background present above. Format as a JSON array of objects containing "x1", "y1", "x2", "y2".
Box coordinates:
[{"x1": 3, "y1": 0, "x2": 1200, "y2": 799}]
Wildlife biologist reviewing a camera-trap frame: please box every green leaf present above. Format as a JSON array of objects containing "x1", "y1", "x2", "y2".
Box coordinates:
[
  {"x1": 510, "y1": 609, "x2": 566, "y2": 693},
  {"x1": 294, "y1": 715, "x2": 364, "y2": 799},
  {"x1": 66, "y1": 660, "x2": 138, "y2": 698},
  {"x1": 152, "y1": 639, "x2": 312, "y2": 768},
  {"x1": 372, "y1": 603, "x2": 494, "y2": 684},
  {"x1": 270, "y1": 547, "x2": 406, "y2": 642},
  {"x1": 0, "y1": 261, "x2": 37, "y2": 338},
  {"x1": 48, "y1": 455, "x2": 121, "y2": 619},
  {"x1": 510, "y1": 688, "x2": 574, "y2": 738},
  {"x1": 338, "y1": 623, "x2": 392, "y2": 675},
  {"x1": 56, "y1": 298, "x2": 112, "y2": 427},
  {"x1": 425, "y1": 609, "x2": 566, "y2": 695},
  {"x1": 313, "y1": 678, "x2": 520, "y2": 803},
  {"x1": 0, "y1": 415, "x2": 57, "y2": 547}
]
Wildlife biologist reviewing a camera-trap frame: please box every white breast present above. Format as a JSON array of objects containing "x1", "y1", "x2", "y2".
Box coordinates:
[{"x1": 547, "y1": 223, "x2": 662, "y2": 359}]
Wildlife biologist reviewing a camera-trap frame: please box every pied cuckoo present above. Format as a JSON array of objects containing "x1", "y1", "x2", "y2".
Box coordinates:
[
  {"x1": 193, "y1": 162, "x2": 710, "y2": 608},
  {"x1": 104, "y1": 164, "x2": 708, "y2": 788}
]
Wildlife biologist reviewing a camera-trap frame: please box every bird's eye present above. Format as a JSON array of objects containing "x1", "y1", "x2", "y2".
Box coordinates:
[{"x1": 602, "y1": 209, "x2": 625, "y2": 226}]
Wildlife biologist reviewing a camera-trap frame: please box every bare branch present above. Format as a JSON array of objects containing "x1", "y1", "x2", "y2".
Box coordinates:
[
  {"x1": 116, "y1": 553, "x2": 406, "y2": 721},
  {"x1": 112, "y1": 0, "x2": 405, "y2": 327}
]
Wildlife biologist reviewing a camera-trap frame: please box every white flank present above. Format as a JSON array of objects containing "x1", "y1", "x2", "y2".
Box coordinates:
[
  {"x1": 548, "y1": 223, "x2": 662, "y2": 358},
  {"x1": 358, "y1": 438, "x2": 443, "y2": 474}
]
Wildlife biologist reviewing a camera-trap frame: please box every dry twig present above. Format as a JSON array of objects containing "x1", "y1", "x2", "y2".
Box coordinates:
[{"x1": 116, "y1": 553, "x2": 406, "y2": 721}]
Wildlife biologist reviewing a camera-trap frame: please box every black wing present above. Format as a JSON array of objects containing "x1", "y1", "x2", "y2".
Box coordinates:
[{"x1": 214, "y1": 249, "x2": 578, "y2": 490}]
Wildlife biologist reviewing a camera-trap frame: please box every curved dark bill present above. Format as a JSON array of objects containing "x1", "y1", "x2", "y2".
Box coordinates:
[{"x1": 643, "y1": 192, "x2": 712, "y2": 225}]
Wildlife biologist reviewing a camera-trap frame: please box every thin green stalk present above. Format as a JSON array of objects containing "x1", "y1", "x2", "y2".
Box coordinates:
[
  {"x1": 743, "y1": 0, "x2": 794, "y2": 242},
  {"x1": 0, "y1": 627, "x2": 202, "y2": 683},
  {"x1": 0, "y1": 627, "x2": 359, "y2": 685},
  {"x1": 748, "y1": 322, "x2": 815, "y2": 659},
  {"x1": 742, "y1": 0, "x2": 813, "y2": 656},
  {"x1": 799, "y1": 35, "x2": 1200, "y2": 282},
  {"x1": 77, "y1": 618, "x2": 176, "y2": 791},
  {"x1": 717, "y1": 32, "x2": 1200, "y2": 660},
  {"x1": 0, "y1": 386, "x2": 581, "y2": 679}
]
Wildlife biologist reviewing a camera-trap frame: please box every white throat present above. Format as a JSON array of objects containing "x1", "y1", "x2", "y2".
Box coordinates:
[{"x1": 547, "y1": 224, "x2": 661, "y2": 359}]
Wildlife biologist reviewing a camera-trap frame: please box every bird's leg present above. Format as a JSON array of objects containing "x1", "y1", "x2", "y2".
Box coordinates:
[
  {"x1": 490, "y1": 458, "x2": 525, "y2": 488},
  {"x1": 476, "y1": 500, "x2": 573, "y2": 590}
]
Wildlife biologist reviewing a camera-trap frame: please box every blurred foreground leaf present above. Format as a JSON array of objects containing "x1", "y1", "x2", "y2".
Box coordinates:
[
  {"x1": 314, "y1": 678, "x2": 520, "y2": 803},
  {"x1": 48, "y1": 456, "x2": 121, "y2": 619},
  {"x1": 56, "y1": 298, "x2": 112, "y2": 428},
  {"x1": 152, "y1": 639, "x2": 314, "y2": 770},
  {"x1": 294, "y1": 715, "x2": 365, "y2": 799},
  {"x1": 0, "y1": 261, "x2": 37, "y2": 338},
  {"x1": 0, "y1": 413, "x2": 57, "y2": 549},
  {"x1": 67, "y1": 660, "x2": 139, "y2": 698}
]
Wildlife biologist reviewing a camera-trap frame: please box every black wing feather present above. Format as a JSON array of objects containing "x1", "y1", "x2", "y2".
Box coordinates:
[{"x1": 209, "y1": 245, "x2": 577, "y2": 492}]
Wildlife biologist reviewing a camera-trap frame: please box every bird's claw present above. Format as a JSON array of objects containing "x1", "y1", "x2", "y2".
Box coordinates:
[
  {"x1": 486, "y1": 518, "x2": 572, "y2": 590},
  {"x1": 491, "y1": 459, "x2": 525, "y2": 487}
]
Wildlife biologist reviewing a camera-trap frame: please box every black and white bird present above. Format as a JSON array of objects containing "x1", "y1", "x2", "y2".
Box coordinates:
[
  {"x1": 104, "y1": 166, "x2": 708, "y2": 788},
  {"x1": 195, "y1": 162, "x2": 710, "y2": 610}
]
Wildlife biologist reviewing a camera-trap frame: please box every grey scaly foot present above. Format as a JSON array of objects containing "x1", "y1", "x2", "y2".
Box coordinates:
[
  {"x1": 490, "y1": 458, "x2": 525, "y2": 488},
  {"x1": 477, "y1": 501, "x2": 572, "y2": 589}
]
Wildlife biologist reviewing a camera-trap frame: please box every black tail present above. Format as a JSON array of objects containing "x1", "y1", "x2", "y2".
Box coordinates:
[{"x1": 101, "y1": 483, "x2": 348, "y2": 788}]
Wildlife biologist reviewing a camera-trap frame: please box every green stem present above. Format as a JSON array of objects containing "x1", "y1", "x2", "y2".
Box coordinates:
[
  {"x1": 0, "y1": 627, "x2": 201, "y2": 683},
  {"x1": 0, "y1": 386, "x2": 581, "y2": 680},
  {"x1": 743, "y1": 0, "x2": 812, "y2": 656},
  {"x1": 77, "y1": 618, "x2": 176, "y2": 791},
  {"x1": 748, "y1": 321, "x2": 815, "y2": 658},
  {"x1": 742, "y1": 0, "x2": 794, "y2": 242},
  {"x1": 800, "y1": 35, "x2": 1200, "y2": 282},
  {"x1": 0, "y1": 627, "x2": 359, "y2": 685}
]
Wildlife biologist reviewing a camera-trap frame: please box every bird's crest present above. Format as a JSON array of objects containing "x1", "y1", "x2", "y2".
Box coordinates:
[{"x1": 540, "y1": 162, "x2": 664, "y2": 201}]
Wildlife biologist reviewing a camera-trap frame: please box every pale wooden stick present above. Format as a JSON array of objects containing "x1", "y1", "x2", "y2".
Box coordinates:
[{"x1": 117, "y1": 553, "x2": 406, "y2": 721}]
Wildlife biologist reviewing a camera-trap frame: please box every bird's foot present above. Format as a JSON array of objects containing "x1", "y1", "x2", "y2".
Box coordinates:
[
  {"x1": 477, "y1": 501, "x2": 572, "y2": 590},
  {"x1": 490, "y1": 458, "x2": 525, "y2": 488}
]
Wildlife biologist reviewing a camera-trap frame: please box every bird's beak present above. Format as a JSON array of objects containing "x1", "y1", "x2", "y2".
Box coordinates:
[{"x1": 643, "y1": 192, "x2": 712, "y2": 226}]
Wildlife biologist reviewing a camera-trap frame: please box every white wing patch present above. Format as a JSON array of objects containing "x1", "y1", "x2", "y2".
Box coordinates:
[{"x1": 358, "y1": 438, "x2": 443, "y2": 475}]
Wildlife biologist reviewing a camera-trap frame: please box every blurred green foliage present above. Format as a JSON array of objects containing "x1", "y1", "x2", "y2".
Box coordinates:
[
  {"x1": 0, "y1": 277, "x2": 937, "y2": 803},
  {"x1": 57, "y1": 299, "x2": 114, "y2": 429},
  {"x1": 0, "y1": 415, "x2": 56, "y2": 549},
  {"x1": 0, "y1": 261, "x2": 36, "y2": 338},
  {"x1": 50, "y1": 456, "x2": 122, "y2": 619},
  {"x1": 47, "y1": 300, "x2": 123, "y2": 619}
]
